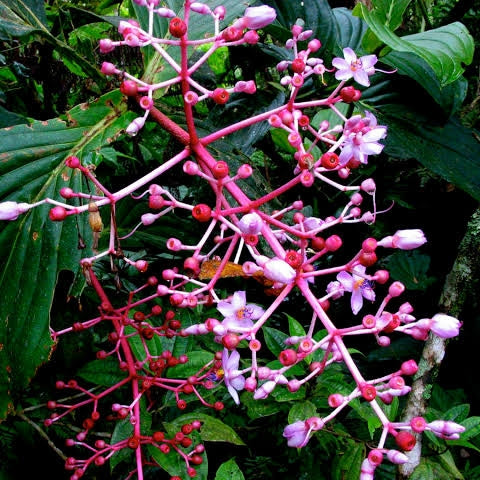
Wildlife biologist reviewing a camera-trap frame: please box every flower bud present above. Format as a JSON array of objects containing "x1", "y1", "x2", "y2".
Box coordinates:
[
  {"x1": 238, "y1": 212, "x2": 263, "y2": 235},
  {"x1": 0, "y1": 201, "x2": 31, "y2": 221},
  {"x1": 263, "y1": 258, "x2": 296, "y2": 285},
  {"x1": 243, "y1": 6, "x2": 276, "y2": 30},
  {"x1": 429, "y1": 313, "x2": 461, "y2": 338}
]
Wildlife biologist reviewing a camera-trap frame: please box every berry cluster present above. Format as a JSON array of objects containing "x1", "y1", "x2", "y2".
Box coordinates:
[{"x1": 0, "y1": 1, "x2": 465, "y2": 479}]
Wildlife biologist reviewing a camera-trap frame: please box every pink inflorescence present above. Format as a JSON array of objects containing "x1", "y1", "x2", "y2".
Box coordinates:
[{"x1": 0, "y1": 2, "x2": 465, "y2": 479}]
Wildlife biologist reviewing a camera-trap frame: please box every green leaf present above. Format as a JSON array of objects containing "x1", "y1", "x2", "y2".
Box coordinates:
[
  {"x1": 410, "y1": 452, "x2": 464, "y2": 480},
  {"x1": 166, "y1": 350, "x2": 215, "y2": 378},
  {"x1": 287, "y1": 400, "x2": 317, "y2": 424},
  {"x1": 332, "y1": 7, "x2": 369, "y2": 54},
  {"x1": 356, "y1": 4, "x2": 474, "y2": 87},
  {"x1": 333, "y1": 441, "x2": 365, "y2": 480},
  {"x1": 383, "y1": 251, "x2": 435, "y2": 291},
  {"x1": 76, "y1": 357, "x2": 128, "y2": 387},
  {"x1": 378, "y1": 111, "x2": 480, "y2": 202},
  {"x1": 215, "y1": 458, "x2": 245, "y2": 480},
  {"x1": 287, "y1": 314, "x2": 306, "y2": 337},
  {"x1": 166, "y1": 412, "x2": 245, "y2": 446},
  {"x1": 263, "y1": 326, "x2": 288, "y2": 357},
  {"x1": 359, "y1": 0, "x2": 411, "y2": 51},
  {"x1": 0, "y1": 0, "x2": 103, "y2": 80},
  {"x1": 0, "y1": 90, "x2": 132, "y2": 420},
  {"x1": 382, "y1": 51, "x2": 468, "y2": 116}
]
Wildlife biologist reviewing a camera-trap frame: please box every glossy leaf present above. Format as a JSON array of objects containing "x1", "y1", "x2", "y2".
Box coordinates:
[
  {"x1": 166, "y1": 412, "x2": 246, "y2": 445},
  {"x1": 356, "y1": 3, "x2": 474, "y2": 87},
  {"x1": 333, "y1": 441, "x2": 365, "y2": 480},
  {"x1": 332, "y1": 7, "x2": 368, "y2": 55},
  {"x1": 287, "y1": 400, "x2": 317, "y2": 424},
  {"x1": 0, "y1": 90, "x2": 132, "y2": 420},
  {"x1": 383, "y1": 251, "x2": 435, "y2": 291},
  {"x1": 77, "y1": 357, "x2": 128, "y2": 387},
  {"x1": 378, "y1": 111, "x2": 480, "y2": 202},
  {"x1": 215, "y1": 458, "x2": 245, "y2": 480},
  {"x1": 0, "y1": 0, "x2": 102, "y2": 80}
]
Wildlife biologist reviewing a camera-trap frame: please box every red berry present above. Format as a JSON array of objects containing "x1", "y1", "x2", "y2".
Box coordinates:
[
  {"x1": 279, "y1": 349, "x2": 297, "y2": 366},
  {"x1": 340, "y1": 86, "x2": 362, "y2": 103},
  {"x1": 211, "y1": 88, "x2": 229, "y2": 105},
  {"x1": 291, "y1": 58, "x2": 305, "y2": 73},
  {"x1": 120, "y1": 80, "x2": 138, "y2": 97},
  {"x1": 212, "y1": 160, "x2": 229, "y2": 179},
  {"x1": 192, "y1": 204, "x2": 212, "y2": 222},
  {"x1": 49, "y1": 206, "x2": 68, "y2": 222},
  {"x1": 320, "y1": 152, "x2": 339, "y2": 169},
  {"x1": 298, "y1": 153, "x2": 314, "y2": 170},
  {"x1": 149, "y1": 194, "x2": 165, "y2": 209},
  {"x1": 222, "y1": 333, "x2": 240, "y2": 350},
  {"x1": 222, "y1": 27, "x2": 243, "y2": 42},
  {"x1": 127, "y1": 436, "x2": 139, "y2": 449},
  {"x1": 169, "y1": 17, "x2": 187, "y2": 37},
  {"x1": 359, "y1": 383, "x2": 377, "y2": 401},
  {"x1": 285, "y1": 250, "x2": 303, "y2": 269},
  {"x1": 65, "y1": 155, "x2": 81, "y2": 168},
  {"x1": 359, "y1": 251, "x2": 377, "y2": 267},
  {"x1": 395, "y1": 431, "x2": 416, "y2": 451},
  {"x1": 311, "y1": 236, "x2": 326, "y2": 251}
]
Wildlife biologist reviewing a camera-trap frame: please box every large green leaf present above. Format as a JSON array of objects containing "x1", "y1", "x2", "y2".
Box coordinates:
[
  {"x1": 0, "y1": 90, "x2": 132, "y2": 420},
  {"x1": 382, "y1": 51, "x2": 468, "y2": 116},
  {"x1": 378, "y1": 109, "x2": 480, "y2": 202},
  {"x1": 166, "y1": 412, "x2": 246, "y2": 445},
  {"x1": 355, "y1": 3, "x2": 474, "y2": 87},
  {"x1": 0, "y1": 0, "x2": 102, "y2": 80},
  {"x1": 360, "y1": 0, "x2": 411, "y2": 52},
  {"x1": 215, "y1": 459, "x2": 245, "y2": 480},
  {"x1": 263, "y1": 0, "x2": 337, "y2": 54}
]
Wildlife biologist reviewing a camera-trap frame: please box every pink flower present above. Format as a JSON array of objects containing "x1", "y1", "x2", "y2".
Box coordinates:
[
  {"x1": 338, "y1": 125, "x2": 387, "y2": 166},
  {"x1": 283, "y1": 417, "x2": 324, "y2": 448},
  {"x1": 0, "y1": 201, "x2": 31, "y2": 221},
  {"x1": 332, "y1": 47, "x2": 378, "y2": 87},
  {"x1": 377, "y1": 229, "x2": 427, "y2": 250},
  {"x1": 217, "y1": 291, "x2": 264, "y2": 332},
  {"x1": 243, "y1": 6, "x2": 276, "y2": 30},
  {"x1": 221, "y1": 349, "x2": 246, "y2": 405},
  {"x1": 283, "y1": 420, "x2": 309, "y2": 447},
  {"x1": 336, "y1": 265, "x2": 375, "y2": 315}
]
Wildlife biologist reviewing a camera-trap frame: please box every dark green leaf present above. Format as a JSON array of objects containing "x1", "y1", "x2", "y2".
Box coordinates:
[
  {"x1": 166, "y1": 412, "x2": 246, "y2": 445},
  {"x1": 356, "y1": 4, "x2": 474, "y2": 87},
  {"x1": 263, "y1": 326, "x2": 288, "y2": 357},
  {"x1": 0, "y1": 90, "x2": 132, "y2": 420},
  {"x1": 380, "y1": 111, "x2": 480, "y2": 202},
  {"x1": 287, "y1": 400, "x2": 317, "y2": 423},
  {"x1": 77, "y1": 356, "x2": 128, "y2": 386},
  {"x1": 333, "y1": 441, "x2": 365, "y2": 480},
  {"x1": 383, "y1": 251, "x2": 435, "y2": 291},
  {"x1": 215, "y1": 458, "x2": 245, "y2": 480}
]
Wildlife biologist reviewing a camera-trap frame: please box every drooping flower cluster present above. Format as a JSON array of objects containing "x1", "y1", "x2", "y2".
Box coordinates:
[{"x1": 0, "y1": 2, "x2": 465, "y2": 480}]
